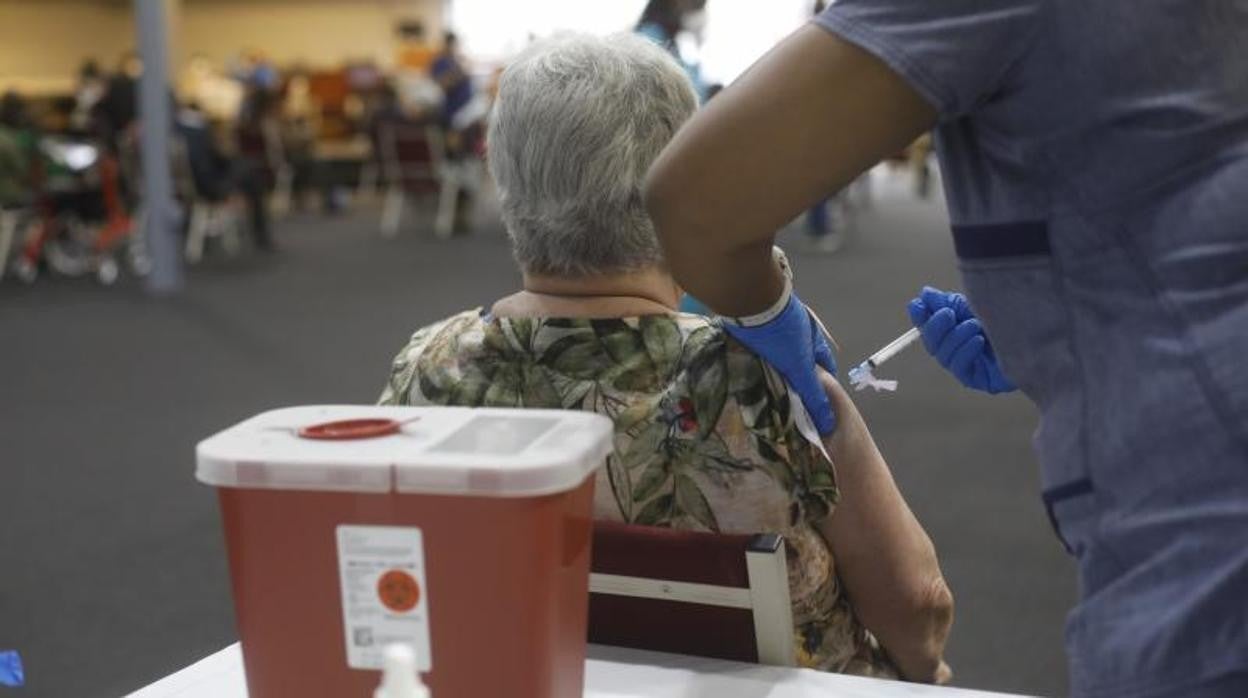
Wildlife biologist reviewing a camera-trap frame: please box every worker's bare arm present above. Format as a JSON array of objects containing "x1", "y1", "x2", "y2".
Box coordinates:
[{"x1": 645, "y1": 24, "x2": 936, "y2": 316}]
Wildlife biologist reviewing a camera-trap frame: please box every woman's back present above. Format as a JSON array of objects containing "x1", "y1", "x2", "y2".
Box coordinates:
[{"x1": 381, "y1": 309, "x2": 893, "y2": 675}]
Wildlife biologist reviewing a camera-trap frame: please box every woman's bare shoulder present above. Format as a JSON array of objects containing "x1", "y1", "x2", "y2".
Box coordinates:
[{"x1": 817, "y1": 368, "x2": 875, "y2": 458}]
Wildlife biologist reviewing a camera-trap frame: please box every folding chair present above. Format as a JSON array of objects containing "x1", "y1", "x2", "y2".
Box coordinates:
[
  {"x1": 377, "y1": 122, "x2": 448, "y2": 239},
  {"x1": 184, "y1": 199, "x2": 241, "y2": 263},
  {"x1": 588, "y1": 521, "x2": 796, "y2": 666},
  {"x1": 356, "y1": 129, "x2": 383, "y2": 203},
  {"x1": 0, "y1": 207, "x2": 23, "y2": 281}
]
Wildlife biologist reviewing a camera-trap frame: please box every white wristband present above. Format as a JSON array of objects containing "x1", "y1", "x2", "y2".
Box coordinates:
[{"x1": 720, "y1": 246, "x2": 794, "y2": 328}]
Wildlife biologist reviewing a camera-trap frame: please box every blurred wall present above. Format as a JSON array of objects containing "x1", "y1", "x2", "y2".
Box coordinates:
[
  {"x1": 0, "y1": 2, "x2": 133, "y2": 96},
  {"x1": 180, "y1": 0, "x2": 442, "y2": 70},
  {"x1": 0, "y1": 0, "x2": 442, "y2": 97},
  {"x1": 447, "y1": 0, "x2": 813, "y2": 84},
  {"x1": 448, "y1": 0, "x2": 645, "y2": 64}
]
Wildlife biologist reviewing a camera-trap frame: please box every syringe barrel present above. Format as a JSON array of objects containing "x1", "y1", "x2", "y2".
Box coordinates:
[{"x1": 870, "y1": 327, "x2": 922, "y2": 367}]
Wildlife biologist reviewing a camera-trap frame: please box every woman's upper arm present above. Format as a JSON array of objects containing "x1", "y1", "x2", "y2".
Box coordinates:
[
  {"x1": 815, "y1": 371, "x2": 951, "y2": 678},
  {"x1": 645, "y1": 23, "x2": 936, "y2": 316},
  {"x1": 818, "y1": 371, "x2": 941, "y2": 595}
]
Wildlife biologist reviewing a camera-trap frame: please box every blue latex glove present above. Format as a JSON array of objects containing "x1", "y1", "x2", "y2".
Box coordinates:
[
  {"x1": 908, "y1": 286, "x2": 1016, "y2": 394},
  {"x1": 0, "y1": 650, "x2": 24, "y2": 687},
  {"x1": 722, "y1": 291, "x2": 838, "y2": 435}
]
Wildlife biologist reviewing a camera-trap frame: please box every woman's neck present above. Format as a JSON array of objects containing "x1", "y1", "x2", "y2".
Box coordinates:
[{"x1": 491, "y1": 268, "x2": 682, "y2": 319}]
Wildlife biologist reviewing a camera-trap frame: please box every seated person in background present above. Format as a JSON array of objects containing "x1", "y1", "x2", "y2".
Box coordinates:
[
  {"x1": 431, "y1": 31, "x2": 474, "y2": 134},
  {"x1": 0, "y1": 92, "x2": 37, "y2": 209},
  {"x1": 379, "y1": 33, "x2": 952, "y2": 683},
  {"x1": 176, "y1": 101, "x2": 272, "y2": 251}
]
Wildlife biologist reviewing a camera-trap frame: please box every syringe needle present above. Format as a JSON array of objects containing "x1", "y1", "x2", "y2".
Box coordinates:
[{"x1": 849, "y1": 327, "x2": 922, "y2": 393}]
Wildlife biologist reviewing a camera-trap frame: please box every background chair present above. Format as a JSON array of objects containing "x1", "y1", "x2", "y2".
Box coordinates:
[
  {"x1": 0, "y1": 207, "x2": 25, "y2": 281},
  {"x1": 588, "y1": 521, "x2": 796, "y2": 667},
  {"x1": 377, "y1": 121, "x2": 447, "y2": 239},
  {"x1": 183, "y1": 196, "x2": 241, "y2": 264},
  {"x1": 175, "y1": 138, "x2": 241, "y2": 264}
]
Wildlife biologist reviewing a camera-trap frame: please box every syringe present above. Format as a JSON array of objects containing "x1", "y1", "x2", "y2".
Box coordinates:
[{"x1": 848, "y1": 327, "x2": 922, "y2": 393}]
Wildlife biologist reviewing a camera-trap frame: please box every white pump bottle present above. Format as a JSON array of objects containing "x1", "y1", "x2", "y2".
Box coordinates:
[{"x1": 373, "y1": 644, "x2": 430, "y2": 698}]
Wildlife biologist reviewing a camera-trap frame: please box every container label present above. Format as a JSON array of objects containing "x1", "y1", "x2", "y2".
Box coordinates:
[{"x1": 336, "y1": 525, "x2": 432, "y2": 671}]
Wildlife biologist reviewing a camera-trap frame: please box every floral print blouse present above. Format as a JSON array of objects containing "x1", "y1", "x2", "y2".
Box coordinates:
[{"x1": 380, "y1": 309, "x2": 896, "y2": 676}]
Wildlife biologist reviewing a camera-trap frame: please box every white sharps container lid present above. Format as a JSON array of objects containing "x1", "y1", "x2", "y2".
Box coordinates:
[{"x1": 195, "y1": 406, "x2": 614, "y2": 497}]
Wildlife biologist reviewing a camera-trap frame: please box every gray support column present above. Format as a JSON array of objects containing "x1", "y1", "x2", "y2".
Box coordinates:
[{"x1": 135, "y1": 0, "x2": 182, "y2": 293}]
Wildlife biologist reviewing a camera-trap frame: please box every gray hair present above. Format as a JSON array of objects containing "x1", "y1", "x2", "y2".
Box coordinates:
[{"x1": 487, "y1": 32, "x2": 699, "y2": 277}]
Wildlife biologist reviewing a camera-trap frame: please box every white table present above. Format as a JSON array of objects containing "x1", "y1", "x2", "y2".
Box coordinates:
[{"x1": 128, "y1": 644, "x2": 1031, "y2": 698}]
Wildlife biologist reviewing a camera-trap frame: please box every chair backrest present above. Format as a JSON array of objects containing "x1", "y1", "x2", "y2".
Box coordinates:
[
  {"x1": 379, "y1": 122, "x2": 443, "y2": 191},
  {"x1": 588, "y1": 521, "x2": 796, "y2": 666},
  {"x1": 235, "y1": 125, "x2": 267, "y2": 160},
  {"x1": 235, "y1": 122, "x2": 285, "y2": 182}
]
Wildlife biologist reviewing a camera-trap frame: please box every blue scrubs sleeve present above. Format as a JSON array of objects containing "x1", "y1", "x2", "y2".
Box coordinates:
[{"x1": 815, "y1": 0, "x2": 1046, "y2": 118}]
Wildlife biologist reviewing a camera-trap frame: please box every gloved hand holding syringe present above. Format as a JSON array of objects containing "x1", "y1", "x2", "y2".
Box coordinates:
[
  {"x1": 850, "y1": 287, "x2": 1019, "y2": 395},
  {"x1": 718, "y1": 278, "x2": 1016, "y2": 443},
  {"x1": 848, "y1": 327, "x2": 922, "y2": 393}
]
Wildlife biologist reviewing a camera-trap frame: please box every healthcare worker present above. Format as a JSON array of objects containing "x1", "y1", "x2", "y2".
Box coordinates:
[{"x1": 644, "y1": 2, "x2": 1248, "y2": 697}]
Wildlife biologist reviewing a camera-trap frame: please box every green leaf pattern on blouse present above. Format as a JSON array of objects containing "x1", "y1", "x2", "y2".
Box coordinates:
[{"x1": 381, "y1": 310, "x2": 896, "y2": 677}]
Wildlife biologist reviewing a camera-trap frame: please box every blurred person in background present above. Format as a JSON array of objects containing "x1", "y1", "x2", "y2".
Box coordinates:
[
  {"x1": 390, "y1": 15, "x2": 440, "y2": 122},
  {"x1": 431, "y1": 30, "x2": 484, "y2": 234},
  {"x1": 229, "y1": 90, "x2": 280, "y2": 250},
  {"x1": 176, "y1": 100, "x2": 272, "y2": 251},
  {"x1": 70, "y1": 60, "x2": 108, "y2": 134},
  {"x1": 240, "y1": 49, "x2": 280, "y2": 93},
  {"x1": 361, "y1": 81, "x2": 416, "y2": 205},
  {"x1": 394, "y1": 63, "x2": 443, "y2": 124},
  {"x1": 396, "y1": 20, "x2": 437, "y2": 73},
  {"x1": 281, "y1": 69, "x2": 335, "y2": 214},
  {"x1": 0, "y1": 92, "x2": 37, "y2": 210},
  {"x1": 176, "y1": 100, "x2": 228, "y2": 199},
  {"x1": 431, "y1": 31, "x2": 475, "y2": 134},
  {"x1": 635, "y1": 0, "x2": 709, "y2": 101},
  {"x1": 181, "y1": 54, "x2": 245, "y2": 122},
  {"x1": 380, "y1": 33, "x2": 952, "y2": 683},
  {"x1": 95, "y1": 51, "x2": 142, "y2": 151},
  {"x1": 367, "y1": 82, "x2": 419, "y2": 138},
  {"x1": 237, "y1": 80, "x2": 278, "y2": 129},
  {"x1": 283, "y1": 69, "x2": 318, "y2": 125}
]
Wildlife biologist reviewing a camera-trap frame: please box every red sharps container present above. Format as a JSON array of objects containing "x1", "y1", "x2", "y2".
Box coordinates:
[{"x1": 196, "y1": 406, "x2": 613, "y2": 698}]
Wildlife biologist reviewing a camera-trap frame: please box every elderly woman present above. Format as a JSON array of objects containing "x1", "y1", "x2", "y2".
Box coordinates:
[{"x1": 380, "y1": 33, "x2": 952, "y2": 682}]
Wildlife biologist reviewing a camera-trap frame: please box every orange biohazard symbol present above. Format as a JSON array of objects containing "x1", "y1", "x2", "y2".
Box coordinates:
[{"x1": 377, "y1": 569, "x2": 421, "y2": 613}]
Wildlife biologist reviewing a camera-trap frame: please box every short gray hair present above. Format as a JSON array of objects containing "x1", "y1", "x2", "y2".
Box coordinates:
[{"x1": 487, "y1": 33, "x2": 699, "y2": 277}]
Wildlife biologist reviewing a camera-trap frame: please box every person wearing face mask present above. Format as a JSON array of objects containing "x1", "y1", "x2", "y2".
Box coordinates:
[{"x1": 635, "y1": 0, "x2": 709, "y2": 102}]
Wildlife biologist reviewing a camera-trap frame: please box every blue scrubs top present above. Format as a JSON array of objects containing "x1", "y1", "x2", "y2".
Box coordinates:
[{"x1": 817, "y1": 2, "x2": 1248, "y2": 696}]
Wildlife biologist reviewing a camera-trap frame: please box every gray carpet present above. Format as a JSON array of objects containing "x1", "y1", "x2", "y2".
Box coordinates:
[{"x1": 0, "y1": 173, "x2": 1075, "y2": 697}]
